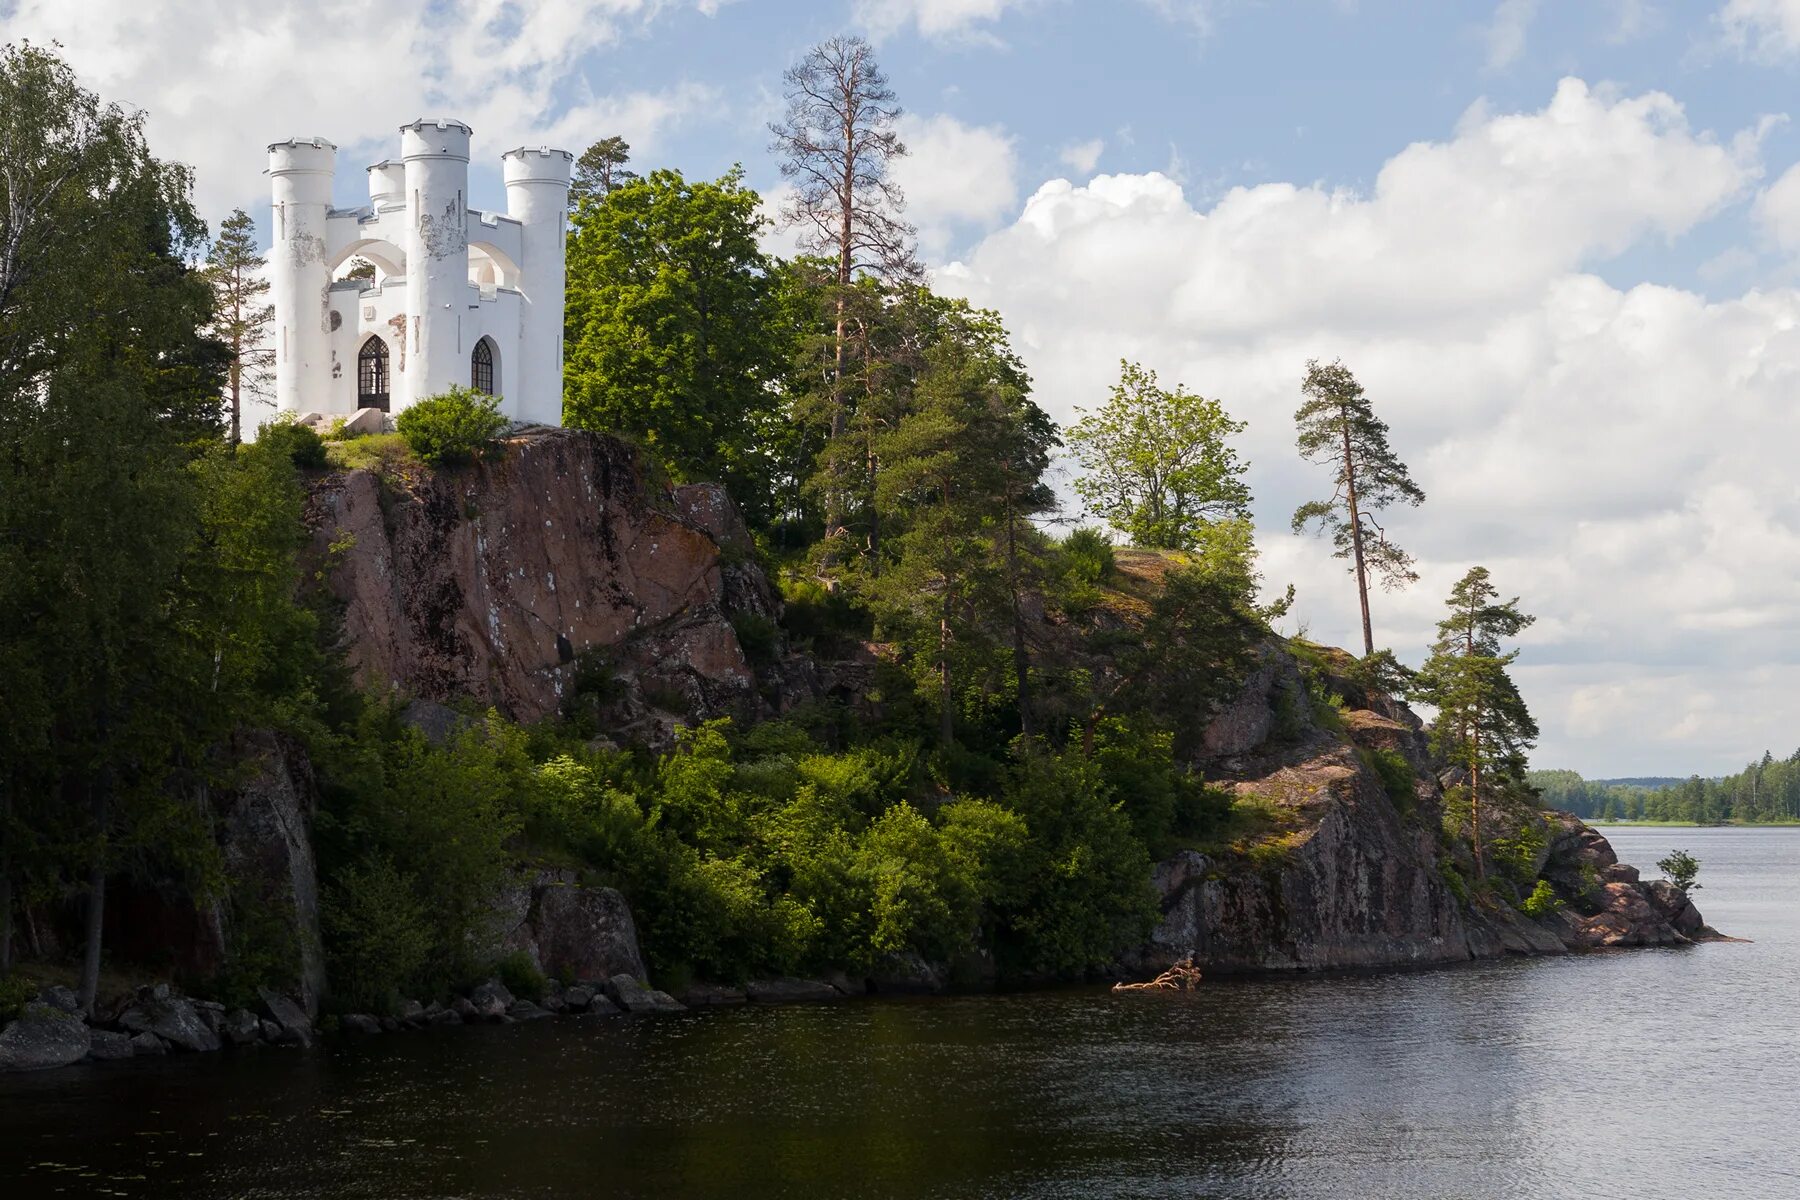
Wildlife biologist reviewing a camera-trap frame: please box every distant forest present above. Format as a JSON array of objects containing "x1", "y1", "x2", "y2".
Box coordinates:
[{"x1": 1530, "y1": 754, "x2": 1800, "y2": 823}]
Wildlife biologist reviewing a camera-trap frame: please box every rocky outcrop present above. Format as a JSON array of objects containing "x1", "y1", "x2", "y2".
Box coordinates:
[
  {"x1": 1139, "y1": 641, "x2": 1721, "y2": 976},
  {"x1": 304, "y1": 431, "x2": 775, "y2": 732},
  {"x1": 474, "y1": 869, "x2": 648, "y2": 983},
  {"x1": 118, "y1": 985, "x2": 221, "y2": 1053}
]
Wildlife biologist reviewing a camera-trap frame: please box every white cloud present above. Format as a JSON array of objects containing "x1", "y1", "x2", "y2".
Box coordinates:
[
  {"x1": 894, "y1": 113, "x2": 1020, "y2": 257},
  {"x1": 854, "y1": 0, "x2": 1030, "y2": 41},
  {"x1": 934, "y1": 78, "x2": 1791, "y2": 775},
  {"x1": 1484, "y1": 0, "x2": 1541, "y2": 70},
  {"x1": 1060, "y1": 138, "x2": 1106, "y2": 176},
  {"x1": 2, "y1": 0, "x2": 721, "y2": 229},
  {"x1": 1753, "y1": 160, "x2": 1800, "y2": 250},
  {"x1": 1717, "y1": 0, "x2": 1800, "y2": 56}
]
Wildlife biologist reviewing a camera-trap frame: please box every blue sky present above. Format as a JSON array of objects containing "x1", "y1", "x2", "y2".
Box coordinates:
[{"x1": 11, "y1": 0, "x2": 1800, "y2": 777}]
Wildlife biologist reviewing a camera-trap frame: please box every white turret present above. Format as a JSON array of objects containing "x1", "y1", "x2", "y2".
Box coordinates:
[
  {"x1": 267, "y1": 136, "x2": 336, "y2": 414},
  {"x1": 502, "y1": 146, "x2": 574, "y2": 427},
  {"x1": 268, "y1": 118, "x2": 569, "y2": 425},
  {"x1": 400, "y1": 118, "x2": 472, "y2": 407}
]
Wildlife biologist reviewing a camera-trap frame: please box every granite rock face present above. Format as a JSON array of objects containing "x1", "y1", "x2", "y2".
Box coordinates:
[
  {"x1": 118, "y1": 988, "x2": 221, "y2": 1054},
  {"x1": 0, "y1": 1003, "x2": 92, "y2": 1071},
  {"x1": 472, "y1": 870, "x2": 648, "y2": 985},
  {"x1": 304, "y1": 431, "x2": 770, "y2": 730}
]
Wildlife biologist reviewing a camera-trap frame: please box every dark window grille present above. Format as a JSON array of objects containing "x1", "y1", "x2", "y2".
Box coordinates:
[
  {"x1": 471, "y1": 338, "x2": 494, "y2": 395},
  {"x1": 357, "y1": 338, "x2": 389, "y2": 411}
]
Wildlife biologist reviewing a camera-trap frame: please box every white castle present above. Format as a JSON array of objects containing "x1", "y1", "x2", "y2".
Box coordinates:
[{"x1": 267, "y1": 118, "x2": 572, "y2": 425}]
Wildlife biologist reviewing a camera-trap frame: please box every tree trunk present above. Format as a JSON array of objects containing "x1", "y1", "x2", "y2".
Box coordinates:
[
  {"x1": 939, "y1": 592, "x2": 955, "y2": 749},
  {"x1": 1341, "y1": 415, "x2": 1374, "y2": 658},
  {"x1": 1007, "y1": 490, "x2": 1033, "y2": 737},
  {"x1": 1470, "y1": 717, "x2": 1485, "y2": 881},
  {"x1": 78, "y1": 780, "x2": 108, "y2": 1014}
]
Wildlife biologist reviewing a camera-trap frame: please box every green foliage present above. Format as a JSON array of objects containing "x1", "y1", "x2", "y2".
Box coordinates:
[
  {"x1": 563, "y1": 168, "x2": 789, "y2": 522},
  {"x1": 1519, "y1": 878, "x2": 1562, "y2": 919},
  {"x1": 0, "y1": 973, "x2": 35, "y2": 1024},
  {"x1": 1657, "y1": 849, "x2": 1702, "y2": 896},
  {"x1": 255, "y1": 416, "x2": 328, "y2": 469},
  {"x1": 1068, "y1": 360, "x2": 1251, "y2": 550},
  {"x1": 395, "y1": 386, "x2": 507, "y2": 466},
  {"x1": 1363, "y1": 747, "x2": 1418, "y2": 814},
  {"x1": 569, "y1": 135, "x2": 638, "y2": 208},
  {"x1": 1061, "y1": 527, "x2": 1116, "y2": 582},
  {"x1": 1489, "y1": 815, "x2": 1549, "y2": 887},
  {"x1": 1439, "y1": 858, "x2": 1470, "y2": 903},
  {"x1": 324, "y1": 432, "x2": 412, "y2": 474},
  {"x1": 321, "y1": 857, "x2": 434, "y2": 1014},
  {"x1": 495, "y1": 950, "x2": 548, "y2": 1003}
]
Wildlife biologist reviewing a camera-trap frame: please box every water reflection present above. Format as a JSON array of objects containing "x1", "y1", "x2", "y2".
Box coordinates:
[{"x1": 2, "y1": 828, "x2": 1795, "y2": 1199}]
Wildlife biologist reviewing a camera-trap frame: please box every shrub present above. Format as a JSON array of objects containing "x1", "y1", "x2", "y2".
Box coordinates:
[
  {"x1": 1519, "y1": 878, "x2": 1563, "y2": 919},
  {"x1": 1363, "y1": 747, "x2": 1417, "y2": 815},
  {"x1": 1061, "y1": 527, "x2": 1116, "y2": 582},
  {"x1": 1657, "y1": 849, "x2": 1702, "y2": 896},
  {"x1": 256, "y1": 414, "x2": 328, "y2": 469},
  {"x1": 322, "y1": 857, "x2": 434, "y2": 1013},
  {"x1": 0, "y1": 973, "x2": 36, "y2": 1024},
  {"x1": 396, "y1": 385, "x2": 508, "y2": 466},
  {"x1": 495, "y1": 950, "x2": 548, "y2": 1002}
]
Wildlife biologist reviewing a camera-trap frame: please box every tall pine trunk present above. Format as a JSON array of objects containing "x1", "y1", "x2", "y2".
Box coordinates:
[{"x1": 1341, "y1": 416, "x2": 1374, "y2": 658}]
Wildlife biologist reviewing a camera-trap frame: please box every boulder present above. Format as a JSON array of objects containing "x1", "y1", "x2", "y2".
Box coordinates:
[
  {"x1": 675, "y1": 983, "x2": 746, "y2": 1007},
  {"x1": 506, "y1": 1000, "x2": 554, "y2": 1021},
  {"x1": 257, "y1": 987, "x2": 313, "y2": 1046},
  {"x1": 340, "y1": 1013, "x2": 382, "y2": 1035},
  {"x1": 398, "y1": 999, "x2": 427, "y2": 1026},
  {"x1": 532, "y1": 881, "x2": 647, "y2": 984},
  {"x1": 428, "y1": 1007, "x2": 464, "y2": 1027},
  {"x1": 37, "y1": 985, "x2": 80, "y2": 1015},
  {"x1": 132, "y1": 1031, "x2": 169, "y2": 1056},
  {"x1": 867, "y1": 953, "x2": 945, "y2": 995},
  {"x1": 586, "y1": 994, "x2": 622, "y2": 1016},
  {"x1": 223, "y1": 1009, "x2": 262, "y2": 1045},
  {"x1": 562, "y1": 985, "x2": 595, "y2": 1012},
  {"x1": 87, "y1": 1029, "x2": 136, "y2": 1061},
  {"x1": 467, "y1": 980, "x2": 515, "y2": 1021},
  {"x1": 450, "y1": 997, "x2": 477, "y2": 1020},
  {"x1": 341, "y1": 406, "x2": 388, "y2": 437},
  {"x1": 1643, "y1": 880, "x2": 1708, "y2": 936},
  {"x1": 605, "y1": 974, "x2": 684, "y2": 1014},
  {"x1": 259, "y1": 1019, "x2": 283, "y2": 1042},
  {"x1": 744, "y1": 978, "x2": 842, "y2": 1004},
  {"x1": 0, "y1": 1002, "x2": 92, "y2": 1071},
  {"x1": 118, "y1": 989, "x2": 221, "y2": 1053},
  {"x1": 380, "y1": 1017, "x2": 399, "y2": 1032}
]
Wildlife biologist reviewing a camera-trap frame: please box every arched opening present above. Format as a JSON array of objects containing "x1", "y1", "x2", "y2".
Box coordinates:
[
  {"x1": 358, "y1": 337, "x2": 390, "y2": 411},
  {"x1": 468, "y1": 241, "x2": 522, "y2": 291},
  {"x1": 471, "y1": 336, "x2": 497, "y2": 396},
  {"x1": 329, "y1": 238, "x2": 407, "y2": 283}
]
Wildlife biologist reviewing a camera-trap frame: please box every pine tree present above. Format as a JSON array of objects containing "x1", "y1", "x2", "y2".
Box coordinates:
[
  {"x1": 202, "y1": 208, "x2": 273, "y2": 445},
  {"x1": 1292, "y1": 359, "x2": 1425, "y2": 658},
  {"x1": 1417, "y1": 567, "x2": 1537, "y2": 880},
  {"x1": 770, "y1": 36, "x2": 918, "y2": 554},
  {"x1": 568, "y1": 136, "x2": 638, "y2": 210}
]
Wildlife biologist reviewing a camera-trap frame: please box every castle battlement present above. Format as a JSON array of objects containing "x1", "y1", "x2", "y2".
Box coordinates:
[{"x1": 267, "y1": 118, "x2": 570, "y2": 425}]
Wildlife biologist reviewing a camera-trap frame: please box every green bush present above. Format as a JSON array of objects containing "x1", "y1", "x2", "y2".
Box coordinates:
[
  {"x1": 1061, "y1": 526, "x2": 1116, "y2": 582},
  {"x1": 495, "y1": 950, "x2": 548, "y2": 1002},
  {"x1": 1519, "y1": 878, "x2": 1563, "y2": 919},
  {"x1": 0, "y1": 973, "x2": 36, "y2": 1024},
  {"x1": 256, "y1": 415, "x2": 328, "y2": 469},
  {"x1": 1363, "y1": 747, "x2": 1417, "y2": 814},
  {"x1": 1657, "y1": 849, "x2": 1702, "y2": 896},
  {"x1": 321, "y1": 857, "x2": 433, "y2": 1013},
  {"x1": 395, "y1": 385, "x2": 508, "y2": 466}
]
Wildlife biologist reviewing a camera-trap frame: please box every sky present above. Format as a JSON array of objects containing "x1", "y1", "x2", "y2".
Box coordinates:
[{"x1": 7, "y1": 0, "x2": 1800, "y2": 777}]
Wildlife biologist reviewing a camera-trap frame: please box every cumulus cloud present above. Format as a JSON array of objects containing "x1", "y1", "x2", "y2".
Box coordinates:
[
  {"x1": 1059, "y1": 138, "x2": 1106, "y2": 175},
  {"x1": 1753, "y1": 160, "x2": 1800, "y2": 250},
  {"x1": 935, "y1": 78, "x2": 1789, "y2": 774},
  {"x1": 1, "y1": 0, "x2": 721, "y2": 225},
  {"x1": 1717, "y1": 0, "x2": 1800, "y2": 56},
  {"x1": 1483, "y1": 0, "x2": 1540, "y2": 70},
  {"x1": 893, "y1": 113, "x2": 1020, "y2": 257}
]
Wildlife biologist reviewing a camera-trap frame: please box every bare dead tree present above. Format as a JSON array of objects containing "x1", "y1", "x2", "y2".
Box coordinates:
[{"x1": 769, "y1": 36, "x2": 919, "y2": 549}]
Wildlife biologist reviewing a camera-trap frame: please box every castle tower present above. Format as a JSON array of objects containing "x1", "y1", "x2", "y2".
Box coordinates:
[
  {"x1": 399, "y1": 118, "x2": 473, "y2": 408},
  {"x1": 266, "y1": 136, "x2": 336, "y2": 414},
  {"x1": 502, "y1": 146, "x2": 573, "y2": 426}
]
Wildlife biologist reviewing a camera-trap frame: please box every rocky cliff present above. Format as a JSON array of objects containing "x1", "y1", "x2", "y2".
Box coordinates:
[
  {"x1": 303, "y1": 430, "x2": 780, "y2": 739},
  {"x1": 1137, "y1": 642, "x2": 1721, "y2": 975}
]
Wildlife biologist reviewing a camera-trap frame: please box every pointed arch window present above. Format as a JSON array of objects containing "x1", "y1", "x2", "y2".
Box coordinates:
[
  {"x1": 471, "y1": 337, "x2": 495, "y2": 395},
  {"x1": 357, "y1": 337, "x2": 390, "y2": 411}
]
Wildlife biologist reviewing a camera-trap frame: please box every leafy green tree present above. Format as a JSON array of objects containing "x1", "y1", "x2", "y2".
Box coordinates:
[
  {"x1": 1068, "y1": 360, "x2": 1250, "y2": 550},
  {"x1": 1657, "y1": 849, "x2": 1701, "y2": 896},
  {"x1": 563, "y1": 168, "x2": 789, "y2": 520},
  {"x1": 568, "y1": 135, "x2": 638, "y2": 209},
  {"x1": 1292, "y1": 358, "x2": 1425, "y2": 657},
  {"x1": 1417, "y1": 567, "x2": 1537, "y2": 880},
  {"x1": 202, "y1": 208, "x2": 273, "y2": 446}
]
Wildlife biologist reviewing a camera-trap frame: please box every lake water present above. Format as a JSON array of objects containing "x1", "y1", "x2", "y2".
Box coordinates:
[{"x1": 2, "y1": 826, "x2": 1795, "y2": 1199}]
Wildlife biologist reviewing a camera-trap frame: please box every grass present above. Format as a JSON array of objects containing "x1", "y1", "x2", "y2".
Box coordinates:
[
  {"x1": 325, "y1": 432, "x2": 414, "y2": 473},
  {"x1": 1173, "y1": 791, "x2": 1308, "y2": 868}
]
